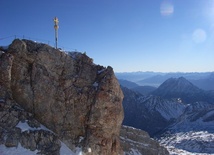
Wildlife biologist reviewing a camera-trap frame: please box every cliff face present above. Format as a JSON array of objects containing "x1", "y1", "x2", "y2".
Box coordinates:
[
  {"x1": 0, "y1": 39, "x2": 124, "y2": 155},
  {"x1": 120, "y1": 126, "x2": 169, "y2": 155}
]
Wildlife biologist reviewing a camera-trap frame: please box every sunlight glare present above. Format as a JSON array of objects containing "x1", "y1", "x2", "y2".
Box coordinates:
[
  {"x1": 192, "y1": 29, "x2": 207, "y2": 43},
  {"x1": 160, "y1": 1, "x2": 174, "y2": 16},
  {"x1": 205, "y1": 0, "x2": 214, "y2": 23}
]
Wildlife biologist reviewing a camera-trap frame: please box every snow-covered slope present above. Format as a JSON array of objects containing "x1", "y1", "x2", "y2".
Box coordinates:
[
  {"x1": 166, "y1": 102, "x2": 214, "y2": 132},
  {"x1": 158, "y1": 102, "x2": 214, "y2": 154},
  {"x1": 142, "y1": 95, "x2": 185, "y2": 121},
  {"x1": 122, "y1": 83, "x2": 214, "y2": 154},
  {"x1": 0, "y1": 121, "x2": 81, "y2": 155},
  {"x1": 0, "y1": 142, "x2": 81, "y2": 155},
  {"x1": 122, "y1": 86, "x2": 185, "y2": 136},
  {"x1": 160, "y1": 131, "x2": 214, "y2": 155}
]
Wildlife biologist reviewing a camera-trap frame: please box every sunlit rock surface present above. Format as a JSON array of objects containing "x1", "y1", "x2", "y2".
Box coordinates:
[{"x1": 0, "y1": 39, "x2": 124, "y2": 155}]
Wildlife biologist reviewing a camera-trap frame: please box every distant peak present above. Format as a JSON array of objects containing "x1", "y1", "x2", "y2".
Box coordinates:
[
  {"x1": 178, "y1": 76, "x2": 186, "y2": 80},
  {"x1": 165, "y1": 76, "x2": 189, "y2": 83},
  {"x1": 152, "y1": 77, "x2": 201, "y2": 98}
]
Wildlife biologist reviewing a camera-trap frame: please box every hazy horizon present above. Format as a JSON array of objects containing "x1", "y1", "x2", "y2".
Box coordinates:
[{"x1": 115, "y1": 70, "x2": 214, "y2": 73}]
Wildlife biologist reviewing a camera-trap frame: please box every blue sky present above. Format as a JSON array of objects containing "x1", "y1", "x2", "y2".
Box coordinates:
[{"x1": 1, "y1": 0, "x2": 214, "y2": 72}]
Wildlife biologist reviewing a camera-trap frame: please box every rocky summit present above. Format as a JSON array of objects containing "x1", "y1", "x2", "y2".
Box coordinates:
[{"x1": 0, "y1": 39, "x2": 124, "y2": 155}]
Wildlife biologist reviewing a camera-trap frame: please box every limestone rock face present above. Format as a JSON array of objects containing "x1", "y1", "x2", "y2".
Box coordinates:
[
  {"x1": 0, "y1": 39, "x2": 124, "y2": 154},
  {"x1": 0, "y1": 99, "x2": 61, "y2": 155},
  {"x1": 120, "y1": 126, "x2": 169, "y2": 155}
]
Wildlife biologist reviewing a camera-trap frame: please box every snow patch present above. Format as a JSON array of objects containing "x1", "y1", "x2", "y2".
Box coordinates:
[
  {"x1": 0, "y1": 142, "x2": 83, "y2": 155},
  {"x1": 15, "y1": 121, "x2": 84, "y2": 155},
  {"x1": 143, "y1": 96, "x2": 185, "y2": 120},
  {"x1": 16, "y1": 121, "x2": 52, "y2": 132},
  {"x1": 93, "y1": 82, "x2": 99, "y2": 87},
  {"x1": 67, "y1": 51, "x2": 82, "y2": 59},
  {"x1": 124, "y1": 148, "x2": 142, "y2": 155},
  {"x1": 160, "y1": 131, "x2": 214, "y2": 155},
  {"x1": 0, "y1": 143, "x2": 39, "y2": 155},
  {"x1": 60, "y1": 142, "x2": 75, "y2": 155},
  {"x1": 78, "y1": 136, "x2": 84, "y2": 143},
  {"x1": 120, "y1": 136, "x2": 149, "y2": 147},
  {"x1": 166, "y1": 145, "x2": 214, "y2": 155},
  {"x1": 98, "y1": 69, "x2": 105, "y2": 74}
]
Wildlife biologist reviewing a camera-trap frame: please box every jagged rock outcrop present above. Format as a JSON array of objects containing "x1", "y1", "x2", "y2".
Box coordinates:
[
  {"x1": 0, "y1": 98, "x2": 61, "y2": 155},
  {"x1": 0, "y1": 39, "x2": 124, "y2": 155},
  {"x1": 120, "y1": 126, "x2": 169, "y2": 155}
]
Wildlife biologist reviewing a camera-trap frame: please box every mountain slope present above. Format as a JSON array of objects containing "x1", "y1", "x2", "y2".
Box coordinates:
[
  {"x1": 137, "y1": 75, "x2": 167, "y2": 87},
  {"x1": 164, "y1": 102, "x2": 214, "y2": 133},
  {"x1": 122, "y1": 85, "x2": 214, "y2": 154},
  {"x1": 118, "y1": 79, "x2": 139, "y2": 89},
  {"x1": 131, "y1": 85, "x2": 157, "y2": 95},
  {"x1": 190, "y1": 72, "x2": 214, "y2": 91},
  {"x1": 160, "y1": 131, "x2": 214, "y2": 155},
  {"x1": 159, "y1": 102, "x2": 214, "y2": 154},
  {"x1": 118, "y1": 71, "x2": 214, "y2": 91},
  {"x1": 122, "y1": 86, "x2": 185, "y2": 136},
  {"x1": 151, "y1": 77, "x2": 213, "y2": 103},
  {"x1": 121, "y1": 74, "x2": 214, "y2": 154}
]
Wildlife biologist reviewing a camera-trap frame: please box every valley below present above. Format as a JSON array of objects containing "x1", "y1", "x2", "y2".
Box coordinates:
[
  {"x1": 1, "y1": 39, "x2": 214, "y2": 155},
  {"x1": 118, "y1": 72, "x2": 214, "y2": 155}
]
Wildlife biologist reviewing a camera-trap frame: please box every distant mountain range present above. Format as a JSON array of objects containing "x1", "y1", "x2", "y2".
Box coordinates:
[
  {"x1": 120, "y1": 76, "x2": 214, "y2": 154},
  {"x1": 151, "y1": 77, "x2": 214, "y2": 104},
  {"x1": 116, "y1": 71, "x2": 214, "y2": 90},
  {"x1": 132, "y1": 86, "x2": 156, "y2": 95},
  {"x1": 122, "y1": 85, "x2": 186, "y2": 136},
  {"x1": 118, "y1": 79, "x2": 156, "y2": 95},
  {"x1": 118, "y1": 79, "x2": 139, "y2": 89}
]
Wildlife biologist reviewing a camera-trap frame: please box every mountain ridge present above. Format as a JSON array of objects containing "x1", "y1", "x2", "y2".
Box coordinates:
[
  {"x1": 121, "y1": 77, "x2": 214, "y2": 154},
  {"x1": 116, "y1": 72, "x2": 214, "y2": 90},
  {"x1": 151, "y1": 77, "x2": 214, "y2": 104}
]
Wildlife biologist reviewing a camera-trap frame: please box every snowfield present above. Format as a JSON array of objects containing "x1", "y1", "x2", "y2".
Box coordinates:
[
  {"x1": 160, "y1": 131, "x2": 214, "y2": 155},
  {"x1": 124, "y1": 148, "x2": 142, "y2": 155},
  {"x1": 16, "y1": 120, "x2": 52, "y2": 132}
]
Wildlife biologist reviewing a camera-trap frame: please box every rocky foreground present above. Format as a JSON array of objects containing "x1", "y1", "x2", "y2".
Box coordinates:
[
  {"x1": 0, "y1": 39, "x2": 124, "y2": 155},
  {"x1": 0, "y1": 39, "x2": 168, "y2": 155}
]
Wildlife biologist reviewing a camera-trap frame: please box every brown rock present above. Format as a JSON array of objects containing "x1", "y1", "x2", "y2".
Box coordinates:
[
  {"x1": 120, "y1": 126, "x2": 169, "y2": 155},
  {"x1": 5, "y1": 128, "x2": 21, "y2": 147},
  {"x1": 0, "y1": 108, "x2": 19, "y2": 129},
  {"x1": 0, "y1": 52, "x2": 13, "y2": 99},
  {"x1": 20, "y1": 130, "x2": 61, "y2": 154},
  {"x1": 2, "y1": 39, "x2": 124, "y2": 154}
]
